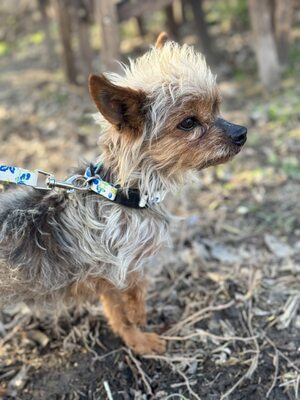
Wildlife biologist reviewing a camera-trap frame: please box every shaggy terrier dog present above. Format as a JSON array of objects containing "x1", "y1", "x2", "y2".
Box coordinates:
[{"x1": 0, "y1": 33, "x2": 247, "y2": 354}]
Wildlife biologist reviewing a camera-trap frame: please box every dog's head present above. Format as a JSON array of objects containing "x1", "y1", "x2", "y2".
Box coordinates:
[{"x1": 89, "y1": 33, "x2": 247, "y2": 190}]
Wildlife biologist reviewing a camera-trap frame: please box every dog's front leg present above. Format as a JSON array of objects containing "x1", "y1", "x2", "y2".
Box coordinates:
[
  {"x1": 120, "y1": 273, "x2": 147, "y2": 326},
  {"x1": 100, "y1": 282, "x2": 166, "y2": 355}
]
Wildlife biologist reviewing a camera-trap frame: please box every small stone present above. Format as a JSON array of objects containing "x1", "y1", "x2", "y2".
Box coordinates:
[
  {"x1": 264, "y1": 234, "x2": 294, "y2": 258},
  {"x1": 186, "y1": 214, "x2": 200, "y2": 226},
  {"x1": 210, "y1": 244, "x2": 239, "y2": 264},
  {"x1": 0, "y1": 321, "x2": 6, "y2": 336},
  {"x1": 294, "y1": 241, "x2": 300, "y2": 252},
  {"x1": 27, "y1": 330, "x2": 49, "y2": 347},
  {"x1": 192, "y1": 242, "x2": 210, "y2": 260},
  {"x1": 237, "y1": 205, "x2": 249, "y2": 215},
  {"x1": 7, "y1": 366, "x2": 28, "y2": 396},
  {"x1": 153, "y1": 391, "x2": 168, "y2": 399},
  {"x1": 294, "y1": 316, "x2": 300, "y2": 329},
  {"x1": 187, "y1": 361, "x2": 198, "y2": 375},
  {"x1": 3, "y1": 302, "x2": 30, "y2": 316}
]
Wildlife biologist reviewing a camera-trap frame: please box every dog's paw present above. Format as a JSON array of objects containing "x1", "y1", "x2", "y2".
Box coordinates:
[{"x1": 125, "y1": 331, "x2": 166, "y2": 355}]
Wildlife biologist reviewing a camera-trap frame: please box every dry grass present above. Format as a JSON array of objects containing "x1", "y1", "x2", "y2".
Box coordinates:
[{"x1": 0, "y1": 9, "x2": 300, "y2": 399}]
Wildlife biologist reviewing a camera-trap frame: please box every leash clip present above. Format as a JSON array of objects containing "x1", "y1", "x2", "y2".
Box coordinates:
[
  {"x1": 35, "y1": 170, "x2": 53, "y2": 190},
  {"x1": 36, "y1": 170, "x2": 88, "y2": 192}
]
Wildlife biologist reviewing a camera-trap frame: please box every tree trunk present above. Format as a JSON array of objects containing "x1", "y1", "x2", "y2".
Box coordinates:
[
  {"x1": 96, "y1": 0, "x2": 120, "y2": 72},
  {"x1": 273, "y1": 0, "x2": 293, "y2": 66},
  {"x1": 248, "y1": 0, "x2": 280, "y2": 91},
  {"x1": 164, "y1": 3, "x2": 179, "y2": 40},
  {"x1": 180, "y1": 0, "x2": 188, "y2": 24},
  {"x1": 188, "y1": 0, "x2": 216, "y2": 63},
  {"x1": 54, "y1": 0, "x2": 77, "y2": 84},
  {"x1": 37, "y1": 0, "x2": 56, "y2": 67},
  {"x1": 136, "y1": 16, "x2": 147, "y2": 37},
  {"x1": 73, "y1": 0, "x2": 93, "y2": 80}
]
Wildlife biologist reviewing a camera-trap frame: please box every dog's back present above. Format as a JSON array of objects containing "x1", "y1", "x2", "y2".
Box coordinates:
[{"x1": 0, "y1": 185, "x2": 169, "y2": 306}]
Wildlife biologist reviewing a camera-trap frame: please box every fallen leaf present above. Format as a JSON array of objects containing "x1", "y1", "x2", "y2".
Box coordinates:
[
  {"x1": 264, "y1": 234, "x2": 294, "y2": 258},
  {"x1": 210, "y1": 244, "x2": 239, "y2": 264},
  {"x1": 27, "y1": 330, "x2": 50, "y2": 347}
]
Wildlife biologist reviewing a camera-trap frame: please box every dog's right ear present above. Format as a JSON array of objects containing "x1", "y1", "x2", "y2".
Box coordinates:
[
  {"x1": 89, "y1": 74, "x2": 146, "y2": 137},
  {"x1": 155, "y1": 32, "x2": 169, "y2": 49}
]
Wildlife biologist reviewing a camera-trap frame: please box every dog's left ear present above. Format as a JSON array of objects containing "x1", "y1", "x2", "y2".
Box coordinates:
[{"x1": 89, "y1": 74, "x2": 146, "y2": 136}]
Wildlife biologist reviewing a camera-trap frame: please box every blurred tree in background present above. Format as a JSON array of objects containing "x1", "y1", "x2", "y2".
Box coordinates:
[
  {"x1": 0, "y1": 2, "x2": 300, "y2": 398},
  {"x1": 0, "y1": 0, "x2": 298, "y2": 90},
  {"x1": 248, "y1": 0, "x2": 293, "y2": 90}
]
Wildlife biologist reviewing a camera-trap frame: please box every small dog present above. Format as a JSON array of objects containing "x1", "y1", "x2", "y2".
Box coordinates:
[{"x1": 0, "y1": 33, "x2": 247, "y2": 354}]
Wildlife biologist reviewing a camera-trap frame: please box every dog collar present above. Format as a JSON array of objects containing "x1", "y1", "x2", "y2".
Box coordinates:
[
  {"x1": 0, "y1": 163, "x2": 165, "y2": 209},
  {"x1": 82, "y1": 163, "x2": 165, "y2": 208}
]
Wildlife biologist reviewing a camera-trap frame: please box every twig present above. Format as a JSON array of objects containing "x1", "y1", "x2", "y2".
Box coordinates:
[
  {"x1": 103, "y1": 381, "x2": 113, "y2": 400},
  {"x1": 175, "y1": 368, "x2": 201, "y2": 400},
  {"x1": 265, "y1": 336, "x2": 300, "y2": 373},
  {"x1": 143, "y1": 354, "x2": 203, "y2": 363},
  {"x1": 162, "y1": 330, "x2": 258, "y2": 343},
  {"x1": 161, "y1": 270, "x2": 189, "y2": 299},
  {"x1": 0, "y1": 315, "x2": 30, "y2": 346},
  {"x1": 246, "y1": 301, "x2": 260, "y2": 379},
  {"x1": 279, "y1": 374, "x2": 300, "y2": 399},
  {"x1": 266, "y1": 349, "x2": 279, "y2": 398},
  {"x1": 125, "y1": 355, "x2": 140, "y2": 388},
  {"x1": 126, "y1": 349, "x2": 153, "y2": 395},
  {"x1": 276, "y1": 295, "x2": 300, "y2": 330},
  {"x1": 295, "y1": 374, "x2": 300, "y2": 400},
  {"x1": 220, "y1": 301, "x2": 259, "y2": 399},
  {"x1": 171, "y1": 380, "x2": 197, "y2": 388},
  {"x1": 265, "y1": 335, "x2": 300, "y2": 399},
  {"x1": 7, "y1": 365, "x2": 29, "y2": 397},
  {"x1": 167, "y1": 300, "x2": 235, "y2": 335},
  {"x1": 143, "y1": 352, "x2": 202, "y2": 399},
  {"x1": 279, "y1": 378, "x2": 297, "y2": 387},
  {"x1": 220, "y1": 356, "x2": 258, "y2": 400},
  {"x1": 92, "y1": 348, "x2": 123, "y2": 366}
]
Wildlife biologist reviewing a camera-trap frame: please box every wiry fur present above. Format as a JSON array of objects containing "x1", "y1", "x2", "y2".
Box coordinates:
[
  {"x1": 0, "y1": 37, "x2": 246, "y2": 354},
  {"x1": 0, "y1": 184, "x2": 169, "y2": 305}
]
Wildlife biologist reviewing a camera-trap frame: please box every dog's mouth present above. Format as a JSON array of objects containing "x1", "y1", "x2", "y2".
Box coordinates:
[{"x1": 196, "y1": 121, "x2": 247, "y2": 171}]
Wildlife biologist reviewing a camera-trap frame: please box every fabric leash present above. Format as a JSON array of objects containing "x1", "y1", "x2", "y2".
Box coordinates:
[
  {"x1": 0, "y1": 164, "x2": 117, "y2": 200},
  {"x1": 0, "y1": 164, "x2": 164, "y2": 209},
  {"x1": 0, "y1": 165, "x2": 42, "y2": 188}
]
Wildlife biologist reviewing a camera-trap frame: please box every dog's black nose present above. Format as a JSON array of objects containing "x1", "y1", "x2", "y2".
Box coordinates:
[{"x1": 215, "y1": 117, "x2": 247, "y2": 146}]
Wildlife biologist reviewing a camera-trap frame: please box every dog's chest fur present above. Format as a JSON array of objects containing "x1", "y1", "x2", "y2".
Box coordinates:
[{"x1": 0, "y1": 186, "x2": 169, "y2": 306}]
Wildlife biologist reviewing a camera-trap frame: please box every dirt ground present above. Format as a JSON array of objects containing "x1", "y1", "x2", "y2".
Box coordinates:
[{"x1": 0, "y1": 7, "x2": 300, "y2": 400}]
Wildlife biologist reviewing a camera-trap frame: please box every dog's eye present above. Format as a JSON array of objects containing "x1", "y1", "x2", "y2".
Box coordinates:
[{"x1": 177, "y1": 117, "x2": 199, "y2": 131}]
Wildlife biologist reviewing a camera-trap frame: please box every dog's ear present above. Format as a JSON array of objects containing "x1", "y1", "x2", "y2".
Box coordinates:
[
  {"x1": 89, "y1": 74, "x2": 146, "y2": 136},
  {"x1": 155, "y1": 32, "x2": 168, "y2": 49}
]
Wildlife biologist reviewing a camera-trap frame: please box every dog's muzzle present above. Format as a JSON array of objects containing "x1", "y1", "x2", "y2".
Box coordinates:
[{"x1": 215, "y1": 117, "x2": 247, "y2": 146}]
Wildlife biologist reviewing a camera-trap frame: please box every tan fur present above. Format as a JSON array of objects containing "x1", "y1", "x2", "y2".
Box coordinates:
[
  {"x1": 155, "y1": 31, "x2": 169, "y2": 49},
  {"x1": 101, "y1": 283, "x2": 165, "y2": 354},
  {"x1": 67, "y1": 274, "x2": 159, "y2": 354}
]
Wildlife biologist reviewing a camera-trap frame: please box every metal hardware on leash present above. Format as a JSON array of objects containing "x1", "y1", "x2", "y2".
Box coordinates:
[{"x1": 36, "y1": 170, "x2": 88, "y2": 192}]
